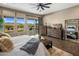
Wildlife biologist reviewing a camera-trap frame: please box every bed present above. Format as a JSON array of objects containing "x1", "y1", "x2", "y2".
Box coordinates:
[{"x1": 0, "y1": 35, "x2": 50, "y2": 56}]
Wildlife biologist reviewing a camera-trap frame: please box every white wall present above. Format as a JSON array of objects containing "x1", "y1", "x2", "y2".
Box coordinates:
[{"x1": 43, "y1": 5, "x2": 79, "y2": 28}]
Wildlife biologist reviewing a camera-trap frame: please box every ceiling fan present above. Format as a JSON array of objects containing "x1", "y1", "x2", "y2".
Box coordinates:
[{"x1": 31, "y1": 3, "x2": 52, "y2": 11}]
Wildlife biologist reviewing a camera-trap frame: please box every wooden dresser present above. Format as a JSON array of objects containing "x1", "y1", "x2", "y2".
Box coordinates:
[{"x1": 47, "y1": 24, "x2": 63, "y2": 39}]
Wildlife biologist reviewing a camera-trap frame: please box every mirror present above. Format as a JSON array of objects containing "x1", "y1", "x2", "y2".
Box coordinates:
[{"x1": 65, "y1": 19, "x2": 79, "y2": 41}]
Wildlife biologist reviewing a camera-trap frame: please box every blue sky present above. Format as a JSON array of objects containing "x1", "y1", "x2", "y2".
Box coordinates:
[
  {"x1": 4, "y1": 17, "x2": 14, "y2": 23},
  {"x1": 4, "y1": 17, "x2": 38, "y2": 24},
  {"x1": 27, "y1": 19, "x2": 38, "y2": 24},
  {"x1": 27, "y1": 19, "x2": 36, "y2": 24},
  {"x1": 16, "y1": 18, "x2": 25, "y2": 24}
]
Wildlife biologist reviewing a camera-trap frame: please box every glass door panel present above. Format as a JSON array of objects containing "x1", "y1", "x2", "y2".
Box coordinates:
[
  {"x1": 16, "y1": 18, "x2": 25, "y2": 32},
  {"x1": 4, "y1": 17, "x2": 15, "y2": 33},
  {"x1": 26, "y1": 19, "x2": 39, "y2": 35}
]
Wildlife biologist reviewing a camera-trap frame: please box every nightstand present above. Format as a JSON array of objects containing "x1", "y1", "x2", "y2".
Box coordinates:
[{"x1": 40, "y1": 37, "x2": 52, "y2": 49}]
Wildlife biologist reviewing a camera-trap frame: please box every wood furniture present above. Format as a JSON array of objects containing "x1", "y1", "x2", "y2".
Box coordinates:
[
  {"x1": 40, "y1": 36, "x2": 52, "y2": 49},
  {"x1": 47, "y1": 24, "x2": 63, "y2": 39},
  {"x1": 41, "y1": 39, "x2": 52, "y2": 49}
]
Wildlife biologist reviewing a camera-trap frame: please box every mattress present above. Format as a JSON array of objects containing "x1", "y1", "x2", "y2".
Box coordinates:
[{"x1": 0, "y1": 35, "x2": 49, "y2": 56}]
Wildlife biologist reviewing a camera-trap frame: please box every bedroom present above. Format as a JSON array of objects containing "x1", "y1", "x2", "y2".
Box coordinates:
[{"x1": 0, "y1": 3, "x2": 79, "y2": 56}]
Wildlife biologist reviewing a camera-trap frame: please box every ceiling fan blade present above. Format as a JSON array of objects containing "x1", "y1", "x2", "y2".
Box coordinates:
[
  {"x1": 41, "y1": 6, "x2": 44, "y2": 10},
  {"x1": 44, "y1": 3, "x2": 52, "y2": 5},
  {"x1": 42, "y1": 5, "x2": 50, "y2": 8}
]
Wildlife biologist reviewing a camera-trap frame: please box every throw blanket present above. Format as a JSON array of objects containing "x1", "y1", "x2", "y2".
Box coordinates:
[{"x1": 20, "y1": 38, "x2": 40, "y2": 55}]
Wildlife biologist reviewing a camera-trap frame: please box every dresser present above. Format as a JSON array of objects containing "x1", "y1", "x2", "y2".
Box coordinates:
[{"x1": 47, "y1": 24, "x2": 63, "y2": 39}]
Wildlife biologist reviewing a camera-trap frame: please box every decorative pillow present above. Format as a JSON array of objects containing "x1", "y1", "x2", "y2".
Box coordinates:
[
  {"x1": 0, "y1": 33, "x2": 14, "y2": 52},
  {"x1": 0, "y1": 32, "x2": 11, "y2": 38}
]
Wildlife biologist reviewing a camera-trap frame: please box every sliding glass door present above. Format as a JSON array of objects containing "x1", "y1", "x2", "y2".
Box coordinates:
[
  {"x1": 3, "y1": 16, "x2": 39, "y2": 36},
  {"x1": 16, "y1": 18, "x2": 25, "y2": 32},
  {"x1": 4, "y1": 16, "x2": 15, "y2": 33},
  {"x1": 26, "y1": 19, "x2": 39, "y2": 35}
]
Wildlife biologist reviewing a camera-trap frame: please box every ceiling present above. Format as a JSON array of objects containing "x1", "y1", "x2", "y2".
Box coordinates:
[{"x1": 0, "y1": 3, "x2": 79, "y2": 15}]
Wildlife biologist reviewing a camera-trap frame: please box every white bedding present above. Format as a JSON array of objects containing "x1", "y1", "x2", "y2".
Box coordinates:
[{"x1": 0, "y1": 35, "x2": 49, "y2": 56}]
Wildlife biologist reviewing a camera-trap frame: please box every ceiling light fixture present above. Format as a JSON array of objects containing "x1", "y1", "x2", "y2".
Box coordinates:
[{"x1": 31, "y1": 3, "x2": 52, "y2": 11}]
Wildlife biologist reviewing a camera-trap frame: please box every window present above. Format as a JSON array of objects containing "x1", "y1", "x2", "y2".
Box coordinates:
[
  {"x1": 16, "y1": 18, "x2": 25, "y2": 32},
  {"x1": 26, "y1": 19, "x2": 35, "y2": 30},
  {"x1": 26, "y1": 19, "x2": 39, "y2": 35},
  {"x1": 4, "y1": 17, "x2": 15, "y2": 33},
  {"x1": 27, "y1": 19, "x2": 35, "y2": 24},
  {"x1": 4, "y1": 17, "x2": 14, "y2": 23},
  {"x1": 16, "y1": 18, "x2": 25, "y2": 24}
]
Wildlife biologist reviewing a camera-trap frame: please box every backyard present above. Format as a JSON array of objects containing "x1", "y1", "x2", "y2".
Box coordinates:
[{"x1": 4, "y1": 24, "x2": 14, "y2": 33}]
